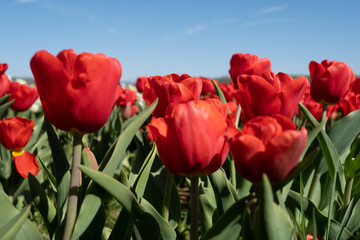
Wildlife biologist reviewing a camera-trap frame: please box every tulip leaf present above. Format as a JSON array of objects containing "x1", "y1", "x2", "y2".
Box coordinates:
[
  {"x1": 142, "y1": 164, "x2": 181, "y2": 229},
  {"x1": 132, "y1": 144, "x2": 157, "y2": 199},
  {"x1": 199, "y1": 184, "x2": 217, "y2": 232},
  {"x1": 28, "y1": 173, "x2": 57, "y2": 237},
  {"x1": 0, "y1": 94, "x2": 11, "y2": 105},
  {"x1": 287, "y1": 190, "x2": 355, "y2": 239},
  {"x1": 108, "y1": 209, "x2": 135, "y2": 240},
  {"x1": 0, "y1": 147, "x2": 12, "y2": 180},
  {"x1": 79, "y1": 165, "x2": 176, "y2": 240},
  {"x1": 298, "y1": 103, "x2": 345, "y2": 188},
  {"x1": 212, "y1": 80, "x2": 227, "y2": 104},
  {"x1": 255, "y1": 175, "x2": 294, "y2": 240},
  {"x1": 25, "y1": 117, "x2": 45, "y2": 152},
  {"x1": 0, "y1": 98, "x2": 14, "y2": 117},
  {"x1": 201, "y1": 195, "x2": 253, "y2": 240},
  {"x1": 345, "y1": 194, "x2": 360, "y2": 233},
  {"x1": 328, "y1": 109, "x2": 360, "y2": 162},
  {"x1": 44, "y1": 117, "x2": 70, "y2": 211},
  {"x1": 37, "y1": 156, "x2": 57, "y2": 192},
  {"x1": 0, "y1": 190, "x2": 42, "y2": 240},
  {"x1": 0, "y1": 205, "x2": 31, "y2": 240},
  {"x1": 72, "y1": 99, "x2": 158, "y2": 240},
  {"x1": 209, "y1": 169, "x2": 237, "y2": 215}
]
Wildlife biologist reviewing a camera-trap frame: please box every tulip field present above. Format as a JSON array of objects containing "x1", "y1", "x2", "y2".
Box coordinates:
[{"x1": 1, "y1": 50, "x2": 360, "y2": 240}]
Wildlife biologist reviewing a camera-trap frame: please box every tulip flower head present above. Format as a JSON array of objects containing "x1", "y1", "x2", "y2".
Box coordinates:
[
  {"x1": 8, "y1": 82, "x2": 38, "y2": 112},
  {"x1": 142, "y1": 74, "x2": 203, "y2": 117},
  {"x1": 148, "y1": 98, "x2": 229, "y2": 177},
  {"x1": 309, "y1": 60, "x2": 355, "y2": 104},
  {"x1": 227, "y1": 115, "x2": 307, "y2": 183},
  {"x1": 0, "y1": 63, "x2": 11, "y2": 98},
  {"x1": 235, "y1": 72, "x2": 308, "y2": 123},
  {"x1": 30, "y1": 49, "x2": 122, "y2": 134},
  {"x1": 116, "y1": 88, "x2": 139, "y2": 119},
  {"x1": 135, "y1": 76, "x2": 147, "y2": 93},
  {"x1": 229, "y1": 53, "x2": 272, "y2": 87},
  {"x1": 0, "y1": 117, "x2": 39, "y2": 178}
]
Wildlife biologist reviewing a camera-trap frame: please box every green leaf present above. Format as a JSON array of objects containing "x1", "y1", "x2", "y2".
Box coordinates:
[
  {"x1": 299, "y1": 103, "x2": 345, "y2": 189},
  {"x1": 201, "y1": 195, "x2": 253, "y2": 240},
  {"x1": 0, "y1": 94, "x2": 11, "y2": 105},
  {"x1": 37, "y1": 156, "x2": 57, "y2": 192},
  {"x1": 0, "y1": 98, "x2": 14, "y2": 117},
  {"x1": 328, "y1": 109, "x2": 360, "y2": 162},
  {"x1": 72, "y1": 99, "x2": 158, "y2": 240},
  {"x1": 212, "y1": 80, "x2": 227, "y2": 104},
  {"x1": 28, "y1": 173, "x2": 57, "y2": 237},
  {"x1": 132, "y1": 144, "x2": 157, "y2": 199},
  {"x1": 0, "y1": 190, "x2": 42, "y2": 240},
  {"x1": 108, "y1": 209, "x2": 135, "y2": 240},
  {"x1": 44, "y1": 117, "x2": 70, "y2": 211},
  {"x1": 346, "y1": 194, "x2": 360, "y2": 233},
  {"x1": 287, "y1": 190, "x2": 355, "y2": 240},
  {"x1": 79, "y1": 165, "x2": 176, "y2": 240},
  {"x1": 199, "y1": 184, "x2": 217, "y2": 233},
  {"x1": 209, "y1": 169, "x2": 237, "y2": 215},
  {"x1": 256, "y1": 175, "x2": 294, "y2": 240},
  {"x1": 0, "y1": 206, "x2": 30, "y2": 240}
]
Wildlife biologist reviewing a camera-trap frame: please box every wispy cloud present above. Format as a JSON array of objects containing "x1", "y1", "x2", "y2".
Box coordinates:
[
  {"x1": 185, "y1": 24, "x2": 206, "y2": 35},
  {"x1": 243, "y1": 18, "x2": 288, "y2": 27},
  {"x1": 106, "y1": 27, "x2": 120, "y2": 34},
  {"x1": 212, "y1": 18, "x2": 237, "y2": 25},
  {"x1": 17, "y1": 0, "x2": 36, "y2": 3},
  {"x1": 255, "y1": 5, "x2": 286, "y2": 15}
]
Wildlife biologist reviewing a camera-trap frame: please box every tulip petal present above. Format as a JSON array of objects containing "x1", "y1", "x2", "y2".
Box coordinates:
[
  {"x1": 13, "y1": 151, "x2": 39, "y2": 178},
  {"x1": 230, "y1": 134, "x2": 266, "y2": 183},
  {"x1": 264, "y1": 127, "x2": 307, "y2": 183}
]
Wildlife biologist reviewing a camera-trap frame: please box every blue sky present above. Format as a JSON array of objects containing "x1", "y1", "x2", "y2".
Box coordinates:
[{"x1": 1, "y1": 0, "x2": 360, "y2": 83}]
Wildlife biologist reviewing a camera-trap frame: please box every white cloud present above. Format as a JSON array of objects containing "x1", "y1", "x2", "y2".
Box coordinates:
[
  {"x1": 212, "y1": 18, "x2": 237, "y2": 25},
  {"x1": 185, "y1": 24, "x2": 206, "y2": 35},
  {"x1": 255, "y1": 5, "x2": 286, "y2": 15},
  {"x1": 243, "y1": 18, "x2": 287, "y2": 27}
]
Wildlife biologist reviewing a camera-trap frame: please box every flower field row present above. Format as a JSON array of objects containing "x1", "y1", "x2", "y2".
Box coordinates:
[{"x1": 0, "y1": 50, "x2": 359, "y2": 239}]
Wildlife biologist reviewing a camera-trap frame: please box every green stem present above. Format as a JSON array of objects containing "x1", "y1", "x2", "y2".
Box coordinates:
[
  {"x1": 343, "y1": 178, "x2": 354, "y2": 207},
  {"x1": 321, "y1": 103, "x2": 328, "y2": 127},
  {"x1": 63, "y1": 133, "x2": 83, "y2": 240},
  {"x1": 307, "y1": 171, "x2": 321, "y2": 200},
  {"x1": 190, "y1": 177, "x2": 199, "y2": 240},
  {"x1": 230, "y1": 158, "x2": 237, "y2": 189},
  {"x1": 340, "y1": 177, "x2": 354, "y2": 220},
  {"x1": 162, "y1": 170, "x2": 173, "y2": 222}
]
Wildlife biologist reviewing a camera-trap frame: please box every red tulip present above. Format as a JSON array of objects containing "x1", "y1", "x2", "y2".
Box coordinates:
[
  {"x1": 12, "y1": 150, "x2": 39, "y2": 178},
  {"x1": 229, "y1": 53, "x2": 271, "y2": 87},
  {"x1": 0, "y1": 117, "x2": 34, "y2": 150},
  {"x1": 135, "y1": 76, "x2": 147, "y2": 93},
  {"x1": 0, "y1": 63, "x2": 11, "y2": 97},
  {"x1": 199, "y1": 77, "x2": 217, "y2": 96},
  {"x1": 30, "y1": 49, "x2": 122, "y2": 133},
  {"x1": 235, "y1": 72, "x2": 308, "y2": 123},
  {"x1": 309, "y1": 60, "x2": 355, "y2": 104},
  {"x1": 148, "y1": 98, "x2": 229, "y2": 177},
  {"x1": 301, "y1": 83, "x2": 339, "y2": 120},
  {"x1": 116, "y1": 88, "x2": 137, "y2": 107},
  {"x1": 219, "y1": 82, "x2": 236, "y2": 102},
  {"x1": 227, "y1": 115, "x2": 307, "y2": 183},
  {"x1": 8, "y1": 82, "x2": 38, "y2": 112},
  {"x1": 142, "y1": 74, "x2": 202, "y2": 117},
  {"x1": 0, "y1": 117, "x2": 38, "y2": 178}
]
